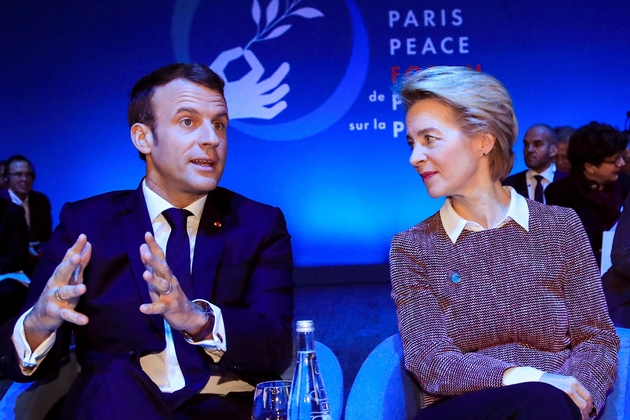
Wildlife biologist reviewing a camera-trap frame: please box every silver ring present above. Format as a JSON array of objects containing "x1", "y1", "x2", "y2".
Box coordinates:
[
  {"x1": 54, "y1": 287, "x2": 66, "y2": 302},
  {"x1": 162, "y1": 282, "x2": 173, "y2": 295}
]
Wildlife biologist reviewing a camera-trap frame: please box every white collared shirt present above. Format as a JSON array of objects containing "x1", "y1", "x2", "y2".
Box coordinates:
[
  {"x1": 8, "y1": 188, "x2": 30, "y2": 229},
  {"x1": 440, "y1": 186, "x2": 530, "y2": 244},
  {"x1": 141, "y1": 181, "x2": 227, "y2": 392},
  {"x1": 525, "y1": 163, "x2": 557, "y2": 203}
]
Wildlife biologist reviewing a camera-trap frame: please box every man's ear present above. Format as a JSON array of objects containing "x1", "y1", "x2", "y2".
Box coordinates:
[
  {"x1": 549, "y1": 144, "x2": 558, "y2": 158},
  {"x1": 131, "y1": 123, "x2": 154, "y2": 156}
]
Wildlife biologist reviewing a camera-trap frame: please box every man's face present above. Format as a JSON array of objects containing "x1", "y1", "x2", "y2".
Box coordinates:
[
  {"x1": 555, "y1": 142, "x2": 571, "y2": 174},
  {"x1": 621, "y1": 147, "x2": 630, "y2": 174},
  {"x1": 0, "y1": 163, "x2": 6, "y2": 189},
  {"x1": 6, "y1": 160, "x2": 34, "y2": 199},
  {"x1": 523, "y1": 127, "x2": 557, "y2": 173},
  {"x1": 140, "y1": 79, "x2": 228, "y2": 207}
]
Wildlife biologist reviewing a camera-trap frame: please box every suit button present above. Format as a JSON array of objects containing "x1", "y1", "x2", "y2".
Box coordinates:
[{"x1": 129, "y1": 348, "x2": 139, "y2": 360}]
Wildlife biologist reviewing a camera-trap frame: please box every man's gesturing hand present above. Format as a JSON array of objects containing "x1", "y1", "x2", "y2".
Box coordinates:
[
  {"x1": 24, "y1": 234, "x2": 92, "y2": 349},
  {"x1": 138, "y1": 232, "x2": 207, "y2": 335}
]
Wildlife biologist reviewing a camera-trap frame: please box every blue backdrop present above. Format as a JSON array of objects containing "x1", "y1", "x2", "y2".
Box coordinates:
[{"x1": 1, "y1": 0, "x2": 629, "y2": 266}]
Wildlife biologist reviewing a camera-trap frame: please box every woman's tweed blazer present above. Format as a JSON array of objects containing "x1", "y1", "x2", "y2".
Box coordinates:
[{"x1": 390, "y1": 200, "x2": 619, "y2": 416}]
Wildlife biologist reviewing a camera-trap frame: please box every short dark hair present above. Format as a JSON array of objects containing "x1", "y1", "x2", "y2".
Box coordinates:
[
  {"x1": 127, "y1": 63, "x2": 226, "y2": 160},
  {"x1": 568, "y1": 122, "x2": 628, "y2": 172},
  {"x1": 4, "y1": 154, "x2": 35, "y2": 179},
  {"x1": 554, "y1": 125, "x2": 575, "y2": 145},
  {"x1": 128, "y1": 63, "x2": 225, "y2": 129},
  {"x1": 526, "y1": 124, "x2": 558, "y2": 145}
]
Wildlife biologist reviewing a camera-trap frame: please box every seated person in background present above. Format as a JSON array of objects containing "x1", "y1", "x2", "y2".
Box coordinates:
[
  {"x1": 391, "y1": 66, "x2": 619, "y2": 420},
  {"x1": 502, "y1": 123, "x2": 566, "y2": 203},
  {"x1": 621, "y1": 131, "x2": 630, "y2": 175},
  {"x1": 1, "y1": 155, "x2": 53, "y2": 275},
  {"x1": 0, "y1": 63, "x2": 294, "y2": 420},
  {"x1": 554, "y1": 125, "x2": 575, "y2": 174},
  {"x1": 0, "y1": 197, "x2": 30, "y2": 324},
  {"x1": 546, "y1": 122, "x2": 630, "y2": 266},
  {"x1": 0, "y1": 160, "x2": 7, "y2": 190},
  {"x1": 602, "y1": 194, "x2": 630, "y2": 327}
]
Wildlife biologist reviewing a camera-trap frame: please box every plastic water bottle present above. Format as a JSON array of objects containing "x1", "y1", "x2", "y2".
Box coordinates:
[{"x1": 288, "y1": 320, "x2": 332, "y2": 420}]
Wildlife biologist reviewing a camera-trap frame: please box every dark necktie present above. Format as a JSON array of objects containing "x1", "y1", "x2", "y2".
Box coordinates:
[
  {"x1": 162, "y1": 208, "x2": 193, "y2": 296},
  {"x1": 533, "y1": 175, "x2": 544, "y2": 203},
  {"x1": 161, "y1": 208, "x2": 210, "y2": 406}
]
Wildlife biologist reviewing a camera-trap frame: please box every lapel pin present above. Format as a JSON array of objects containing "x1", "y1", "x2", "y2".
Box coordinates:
[
  {"x1": 447, "y1": 269, "x2": 461, "y2": 284},
  {"x1": 213, "y1": 221, "x2": 222, "y2": 227}
]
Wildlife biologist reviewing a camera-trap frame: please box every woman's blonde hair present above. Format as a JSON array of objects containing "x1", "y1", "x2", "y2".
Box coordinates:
[{"x1": 400, "y1": 66, "x2": 518, "y2": 181}]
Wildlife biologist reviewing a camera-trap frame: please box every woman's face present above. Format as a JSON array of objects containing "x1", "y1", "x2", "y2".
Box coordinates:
[{"x1": 406, "y1": 98, "x2": 485, "y2": 198}]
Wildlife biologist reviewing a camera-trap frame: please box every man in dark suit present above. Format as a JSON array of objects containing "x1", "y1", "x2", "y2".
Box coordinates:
[
  {"x1": 0, "y1": 197, "x2": 30, "y2": 324},
  {"x1": 1, "y1": 155, "x2": 53, "y2": 275},
  {"x1": 603, "y1": 193, "x2": 630, "y2": 327},
  {"x1": 0, "y1": 64, "x2": 294, "y2": 419},
  {"x1": 503, "y1": 124, "x2": 567, "y2": 202}
]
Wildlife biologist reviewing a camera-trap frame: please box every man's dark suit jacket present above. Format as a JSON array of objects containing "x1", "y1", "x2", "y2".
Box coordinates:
[
  {"x1": 602, "y1": 194, "x2": 630, "y2": 327},
  {"x1": 0, "y1": 188, "x2": 53, "y2": 244},
  {"x1": 0, "y1": 184, "x2": 294, "y2": 412},
  {"x1": 0, "y1": 198, "x2": 29, "y2": 274},
  {"x1": 502, "y1": 169, "x2": 568, "y2": 199}
]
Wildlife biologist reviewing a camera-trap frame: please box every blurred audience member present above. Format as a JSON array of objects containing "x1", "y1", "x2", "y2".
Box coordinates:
[
  {"x1": 621, "y1": 131, "x2": 630, "y2": 175},
  {"x1": 0, "y1": 197, "x2": 30, "y2": 324},
  {"x1": 1, "y1": 155, "x2": 53, "y2": 275},
  {"x1": 554, "y1": 125, "x2": 575, "y2": 174},
  {"x1": 546, "y1": 122, "x2": 630, "y2": 265},
  {"x1": 0, "y1": 161, "x2": 6, "y2": 190},
  {"x1": 602, "y1": 194, "x2": 630, "y2": 328},
  {"x1": 503, "y1": 124, "x2": 566, "y2": 203}
]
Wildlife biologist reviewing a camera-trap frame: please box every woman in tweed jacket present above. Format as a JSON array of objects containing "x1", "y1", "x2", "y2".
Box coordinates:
[{"x1": 390, "y1": 66, "x2": 619, "y2": 420}]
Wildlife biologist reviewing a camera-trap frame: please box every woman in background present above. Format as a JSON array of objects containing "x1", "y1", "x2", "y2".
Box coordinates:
[
  {"x1": 390, "y1": 66, "x2": 618, "y2": 420},
  {"x1": 546, "y1": 123, "x2": 630, "y2": 266}
]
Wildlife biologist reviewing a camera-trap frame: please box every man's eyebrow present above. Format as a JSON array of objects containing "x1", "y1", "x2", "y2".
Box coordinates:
[
  {"x1": 174, "y1": 107, "x2": 229, "y2": 120},
  {"x1": 214, "y1": 110, "x2": 229, "y2": 120},
  {"x1": 174, "y1": 107, "x2": 201, "y2": 116}
]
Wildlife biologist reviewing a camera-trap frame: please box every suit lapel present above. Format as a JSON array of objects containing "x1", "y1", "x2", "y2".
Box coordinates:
[
  {"x1": 121, "y1": 185, "x2": 164, "y2": 332},
  {"x1": 517, "y1": 172, "x2": 529, "y2": 198},
  {"x1": 191, "y1": 189, "x2": 230, "y2": 301}
]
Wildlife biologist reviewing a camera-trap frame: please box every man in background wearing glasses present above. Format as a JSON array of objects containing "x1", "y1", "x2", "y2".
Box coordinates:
[{"x1": 1, "y1": 154, "x2": 53, "y2": 275}]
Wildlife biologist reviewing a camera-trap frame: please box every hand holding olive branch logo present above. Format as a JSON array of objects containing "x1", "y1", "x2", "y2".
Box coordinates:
[{"x1": 210, "y1": 0, "x2": 323, "y2": 120}]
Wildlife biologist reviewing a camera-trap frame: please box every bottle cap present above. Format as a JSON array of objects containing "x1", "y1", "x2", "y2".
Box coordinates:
[{"x1": 296, "y1": 320, "x2": 314, "y2": 332}]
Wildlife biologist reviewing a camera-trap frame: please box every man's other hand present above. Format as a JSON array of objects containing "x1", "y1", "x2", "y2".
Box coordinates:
[{"x1": 139, "y1": 232, "x2": 207, "y2": 335}]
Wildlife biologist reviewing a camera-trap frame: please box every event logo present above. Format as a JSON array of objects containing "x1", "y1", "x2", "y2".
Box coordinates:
[{"x1": 172, "y1": 0, "x2": 369, "y2": 141}]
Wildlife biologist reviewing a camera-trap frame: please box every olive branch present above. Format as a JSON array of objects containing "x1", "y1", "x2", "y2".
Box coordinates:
[{"x1": 245, "y1": 0, "x2": 324, "y2": 50}]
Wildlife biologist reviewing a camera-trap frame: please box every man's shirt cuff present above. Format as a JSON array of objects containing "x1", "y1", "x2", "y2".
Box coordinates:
[
  {"x1": 11, "y1": 307, "x2": 57, "y2": 375},
  {"x1": 189, "y1": 300, "x2": 227, "y2": 362}
]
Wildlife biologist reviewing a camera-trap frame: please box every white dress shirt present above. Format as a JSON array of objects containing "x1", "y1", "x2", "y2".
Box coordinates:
[
  {"x1": 525, "y1": 163, "x2": 557, "y2": 203},
  {"x1": 7, "y1": 188, "x2": 30, "y2": 229}
]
